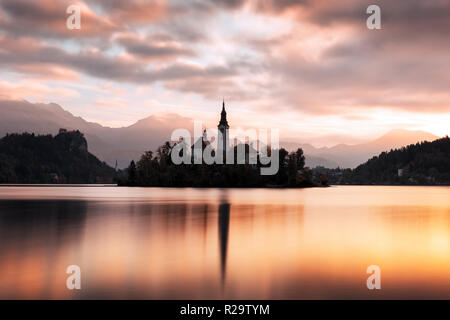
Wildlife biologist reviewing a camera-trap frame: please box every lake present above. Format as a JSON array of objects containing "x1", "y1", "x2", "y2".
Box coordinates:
[{"x1": 0, "y1": 186, "x2": 449, "y2": 299}]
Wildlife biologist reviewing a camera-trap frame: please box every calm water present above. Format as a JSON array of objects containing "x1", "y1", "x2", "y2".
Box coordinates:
[{"x1": 0, "y1": 186, "x2": 449, "y2": 299}]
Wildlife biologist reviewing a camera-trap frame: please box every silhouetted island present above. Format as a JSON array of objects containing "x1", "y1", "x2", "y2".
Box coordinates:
[
  {"x1": 118, "y1": 101, "x2": 325, "y2": 188},
  {"x1": 118, "y1": 142, "x2": 324, "y2": 188}
]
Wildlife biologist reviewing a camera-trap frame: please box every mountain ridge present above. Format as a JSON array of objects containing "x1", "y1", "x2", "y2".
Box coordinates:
[
  {"x1": 0, "y1": 99, "x2": 441, "y2": 169},
  {"x1": 282, "y1": 129, "x2": 439, "y2": 168}
]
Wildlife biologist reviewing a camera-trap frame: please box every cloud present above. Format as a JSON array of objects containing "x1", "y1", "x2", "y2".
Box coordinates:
[
  {"x1": 0, "y1": 34, "x2": 238, "y2": 97},
  {"x1": 13, "y1": 64, "x2": 80, "y2": 81},
  {"x1": 115, "y1": 33, "x2": 195, "y2": 60},
  {"x1": 87, "y1": 0, "x2": 168, "y2": 24},
  {"x1": 0, "y1": 0, "x2": 119, "y2": 38},
  {"x1": 0, "y1": 79, "x2": 80, "y2": 101},
  {"x1": 0, "y1": 0, "x2": 449, "y2": 123},
  {"x1": 225, "y1": 0, "x2": 450, "y2": 115}
]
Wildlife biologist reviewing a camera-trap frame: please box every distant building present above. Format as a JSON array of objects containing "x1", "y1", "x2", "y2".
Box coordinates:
[
  {"x1": 56, "y1": 129, "x2": 88, "y2": 153},
  {"x1": 398, "y1": 166, "x2": 409, "y2": 178}
]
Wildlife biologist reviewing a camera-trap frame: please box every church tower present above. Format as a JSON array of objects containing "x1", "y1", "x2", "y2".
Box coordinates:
[{"x1": 217, "y1": 99, "x2": 229, "y2": 162}]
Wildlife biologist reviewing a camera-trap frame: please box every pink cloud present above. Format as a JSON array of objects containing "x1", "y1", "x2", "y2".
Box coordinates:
[{"x1": 0, "y1": 80, "x2": 80, "y2": 101}]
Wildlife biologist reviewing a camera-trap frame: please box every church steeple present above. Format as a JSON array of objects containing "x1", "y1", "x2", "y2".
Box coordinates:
[
  {"x1": 219, "y1": 99, "x2": 229, "y2": 128},
  {"x1": 218, "y1": 99, "x2": 230, "y2": 162}
]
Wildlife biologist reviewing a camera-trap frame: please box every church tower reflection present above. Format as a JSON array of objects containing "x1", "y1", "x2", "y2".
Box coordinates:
[{"x1": 218, "y1": 201, "x2": 230, "y2": 285}]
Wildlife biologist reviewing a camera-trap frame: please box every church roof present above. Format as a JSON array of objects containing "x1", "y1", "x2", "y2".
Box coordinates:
[{"x1": 218, "y1": 99, "x2": 229, "y2": 128}]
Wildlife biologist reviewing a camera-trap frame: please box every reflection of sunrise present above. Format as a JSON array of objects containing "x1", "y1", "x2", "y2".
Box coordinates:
[
  {"x1": 1, "y1": 0, "x2": 450, "y2": 305},
  {"x1": 1, "y1": 186, "x2": 449, "y2": 299}
]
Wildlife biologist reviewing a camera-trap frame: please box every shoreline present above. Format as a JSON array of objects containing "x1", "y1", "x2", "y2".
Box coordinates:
[
  {"x1": 0, "y1": 184, "x2": 448, "y2": 188},
  {"x1": 0, "y1": 184, "x2": 117, "y2": 187}
]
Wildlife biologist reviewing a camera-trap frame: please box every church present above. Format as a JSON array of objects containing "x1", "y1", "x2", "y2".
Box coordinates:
[
  {"x1": 192, "y1": 99, "x2": 230, "y2": 164},
  {"x1": 192, "y1": 99, "x2": 258, "y2": 165},
  {"x1": 217, "y1": 99, "x2": 230, "y2": 159},
  {"x1": 182, "y1": 99, "x2": 277, "y2": 174}
]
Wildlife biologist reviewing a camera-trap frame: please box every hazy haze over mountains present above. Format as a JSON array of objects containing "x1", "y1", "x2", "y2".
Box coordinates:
[
  {"x1": 0, "y1": 100, "x2": 440, "y2": 169},
  {"x1": 282, "y1": 129, "x2": 439, "y2": 168}
]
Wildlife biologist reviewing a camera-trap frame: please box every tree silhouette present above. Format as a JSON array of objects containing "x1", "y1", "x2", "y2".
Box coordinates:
[
  {"x1": 127, "y1": 160, "x2": 137, "y2": 186},
  {"x1": 119, "y1": 142, "x2": 319, "y2": 188}
]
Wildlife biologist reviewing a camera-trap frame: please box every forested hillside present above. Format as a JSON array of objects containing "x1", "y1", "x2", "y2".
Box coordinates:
[
  {"x1": 338, "y1": 137, "x2": 450, "y2": 185},
  {"x1": 0, "y1": 130, "x2": 116, "y2": 184}
]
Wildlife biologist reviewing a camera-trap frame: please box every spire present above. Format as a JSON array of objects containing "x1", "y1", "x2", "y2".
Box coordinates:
[{"x1": 218, "y1": 99, "x2": 229, "y2": 128}]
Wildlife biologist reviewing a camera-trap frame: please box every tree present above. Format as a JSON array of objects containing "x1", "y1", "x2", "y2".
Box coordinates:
[
  {"x1": 0, "y1": 131, "x2": 115, "y2": 184},
  {"x1": 317, "y1": 173, "x2": 329, "y2": 186},
  {"x1": 287, "y1": 152, "x2": 297, "y2": 186},
  {"x1": 157, "y1": 141, "x2": 172, "y2": 170},
  {"x1": 127, "y1": 160, "x2": 137, "y2": 186},
  {"x1": 136, "y1": 151, "x2": 153, "y2": 184},
  {"x1": 295, "y1": 148, "x2": 305, "y2": 170},
  {"x1": 275, "y1": 148, "x2": 289, "y2": 185},
  {"x1": 124, "y1": 142, "x2": 318, "y2": 188}
]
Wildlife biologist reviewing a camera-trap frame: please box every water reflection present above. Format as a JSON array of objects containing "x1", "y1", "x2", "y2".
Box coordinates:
[
  {"x1": 0, "y1": 186, "x2": 449, "y2": 299},
  {"x1": 0, "y1": 200, "x2": 88, "y2": 299},
  {"x1": 218, "y1": 202, "x2": 230, "y2": 285}
]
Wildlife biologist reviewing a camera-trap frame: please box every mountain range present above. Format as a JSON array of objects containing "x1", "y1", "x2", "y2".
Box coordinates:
[
  {"x1": 0, "y1": 99, "x2": 193, "y2": 168},
  {"x1": 282, "y1": 128, "x2": 438, "y2": 168},
  {"x1": 0, "y1": 100, "x2": 440, "y2": 169}
]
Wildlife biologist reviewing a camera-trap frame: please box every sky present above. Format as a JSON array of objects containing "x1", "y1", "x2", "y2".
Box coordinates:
[{"x1": 0, "y1": 0, "x2": 449, "y2": 146}]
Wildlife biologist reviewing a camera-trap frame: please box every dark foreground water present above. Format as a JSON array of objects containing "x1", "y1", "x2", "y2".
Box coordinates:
[{"x1": 0, "y1": 186, "x2": 449, "y2": 299}]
